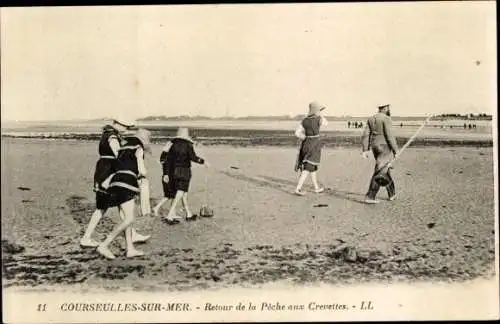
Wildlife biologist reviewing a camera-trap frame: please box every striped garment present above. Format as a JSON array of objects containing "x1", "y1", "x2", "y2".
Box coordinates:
[{"x1": 107, "y1": 136, "x2": 144, "y2": 194}]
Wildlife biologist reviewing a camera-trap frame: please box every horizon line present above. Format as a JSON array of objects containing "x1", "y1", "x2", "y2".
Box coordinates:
[{"x1": 1, "y1": 113, "x2": 493, "y2": 124}]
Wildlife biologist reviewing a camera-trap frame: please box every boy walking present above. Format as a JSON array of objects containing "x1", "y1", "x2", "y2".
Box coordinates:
[{"x1": 153, "y1": 127, "x2": 209, "y2": 223}]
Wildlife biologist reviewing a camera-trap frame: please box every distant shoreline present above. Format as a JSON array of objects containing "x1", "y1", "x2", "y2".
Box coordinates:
[
  {"x1": 1, "y1": 114, "x2": 493, "y2": 125},
  {"x1": 1, "y1": 133, "x2": 493, "y2": 148}
]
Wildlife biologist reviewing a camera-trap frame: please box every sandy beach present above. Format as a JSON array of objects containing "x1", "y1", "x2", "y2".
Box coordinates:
[{"x1": 1, "y1": 137, "x2": 496, "y2": 292}]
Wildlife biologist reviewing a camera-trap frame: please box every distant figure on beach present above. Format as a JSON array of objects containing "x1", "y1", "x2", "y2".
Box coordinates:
[
  {"x1": 464, "y1": 123, "x2": 467, "y2": 129},
  {"x1": 468, "y1": 124, "x2": 472, "y2": 129},
  {"x1": 153, "y1": 127, "x2": 209, "y2": 224},
  {"x1": 96, "y1": 128, "x2": 152, "y2": 259},
  {"x1": 80, "y1": 118, "x2": 149, "y2": 248},
  {"x1": 359, "y1": 121, "x2": 363, "y2": 128},
  {"x1": 348, "y1": 121, "x2": 351, "y2": 128},
  {"x1": 361, "y1": 104, "x2": 399, "y2": 204},
  {"x1": 400, "y1": 122, "x2": 403, "y2": 128},
  {"x1": 294, "y1": 101, "x2": 327, "y2": 196},
  {"x1": 473, "y1": 124, "x2": 476, "y2": 129}
]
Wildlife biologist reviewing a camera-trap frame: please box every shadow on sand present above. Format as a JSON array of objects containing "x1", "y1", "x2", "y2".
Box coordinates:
[
  {"x1": 260, "y1": 175, "x2": 367, "y2": 204},
  {"x1": 217, "y1": 171, "x2": 366, "y2": 204},
  {"x1": 218, "y1": 170, "x2": 297, "y2": 196}
]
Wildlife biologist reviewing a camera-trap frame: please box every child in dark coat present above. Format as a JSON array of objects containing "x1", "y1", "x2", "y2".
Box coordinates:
[{"x1": 153, "y1": 127, "x2": 209, "y2": 223}]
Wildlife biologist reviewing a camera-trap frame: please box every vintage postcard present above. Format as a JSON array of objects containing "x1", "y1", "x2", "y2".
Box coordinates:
[{"x1": 1, "y1": 2, "x2": 498, "y2": 323}]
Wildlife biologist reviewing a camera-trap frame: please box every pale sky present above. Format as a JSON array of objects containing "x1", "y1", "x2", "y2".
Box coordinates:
[{"x1": 1, "y1": 2, "x2": 497, "y2": 121}]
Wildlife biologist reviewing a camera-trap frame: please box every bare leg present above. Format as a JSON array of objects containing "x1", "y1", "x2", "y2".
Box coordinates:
[
  {"x1": 119, "y1": 201, "x2": 144, "y2": 258},
  {"x1": 80, "y1": 209, "x2": 105, "y2": 247},
  {"x1": 181, "y1": 193, "x2": 195, "y2": 219},
  {"x1": 124, "y1": 227, "x2": 133, "y2": 252},
  {"x1": 97, "y1": 200, "x2": 136, "y2": 259},
  {"x1": 139, "y1": 178, "x2": 151, "y2": 216},
  {"x1": 166, "y1": 198, "x2": 181, "y2": 219},
  {"x1": 165, "y1": 190, "x2": 184, "y2": 220},
  {"x1": 125, "y1": 228, "x2": 144, "y2": 257},
  {"x1": 153, "y1": 198, "x2": 169, "y2": 216},
  {"x1": 310, "y1": 171, "x2": 324, "y2": 192},
  {"x1": 116, "y1": 206, "x2": 150, "y2": 243},
  {"x1": 295, "y1": 170, "x2": 309, "y2": 194}
]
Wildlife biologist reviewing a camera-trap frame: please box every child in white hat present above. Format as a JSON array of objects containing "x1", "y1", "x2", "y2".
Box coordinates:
[{"x1": 153, "y1": 127, "x2": 209, "y2": 223}]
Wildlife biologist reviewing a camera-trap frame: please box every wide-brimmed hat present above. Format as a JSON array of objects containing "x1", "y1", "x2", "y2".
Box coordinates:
[
  {"x1": 113, "y1": 116, "x2": 136, "y2": 128},
  {"x1": 174, "y1": 127, "x2": 194, "y2": 143},
  {"x1": 308, "y1": 101, "x2": 326, "y2": 116}
]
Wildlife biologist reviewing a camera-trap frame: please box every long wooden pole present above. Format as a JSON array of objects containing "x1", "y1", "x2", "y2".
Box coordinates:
[{"x1": 387, "y1": 114, "x2": 433, "y2": 168}]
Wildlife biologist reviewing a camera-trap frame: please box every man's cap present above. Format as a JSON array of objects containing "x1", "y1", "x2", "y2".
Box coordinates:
[{"x1": 378, "y1": 104, "x2": 391, "y2": 110}]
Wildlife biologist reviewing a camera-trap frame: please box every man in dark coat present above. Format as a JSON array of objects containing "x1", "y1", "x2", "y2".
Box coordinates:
[{"x1": 361, "y1": 104, "x2": 399, "y2": 204}]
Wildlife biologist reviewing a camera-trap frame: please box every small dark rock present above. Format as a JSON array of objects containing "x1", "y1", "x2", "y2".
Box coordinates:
[
  {"x1": 17, "y1": 187, "x2": 31, "y2": 191},
  {"x1": 427, "y1": 222, "x2": 436, "y2": 229},
  {"x1": 2, "y1": 240, "x2": 25, "y2": 254}
]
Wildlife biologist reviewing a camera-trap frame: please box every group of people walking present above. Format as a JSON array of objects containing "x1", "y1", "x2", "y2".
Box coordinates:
[
  {"x1": 80, "y1": 118, "x2": 208, "y2": 259},
  {"x1": 80, "y1": 101, "x2": 399, "y2": 259},
  {"x1": 293, "y1": 102, "x2": 398, "y2": 204}
]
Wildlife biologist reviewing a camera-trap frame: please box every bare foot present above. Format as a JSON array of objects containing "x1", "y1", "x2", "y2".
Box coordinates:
[
  {"x1": 80, "y1": 238, "x2": 100, "y2": 248},
  {"x1": 96, "y1": 245, "x2": 116, "y2": 260},
  {"x1": 294, "y1": 189, "x2": 306, "y2": 196},
  {"x1": 364, "y1": 198, "x2": 380, "y2": 204},
  {"x1": 126, "y1": 249, "x2": 145, "y2": 258},
  {"x1": 169, "y1": 213, "x2": 182, "y2": 220},
  {"x1": 132, "y1": 232, "x2": 151, "y2": 243}
]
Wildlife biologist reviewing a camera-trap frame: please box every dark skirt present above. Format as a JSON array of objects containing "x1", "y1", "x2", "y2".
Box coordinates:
[
  {"x1": 96, "y1": 171, "x2": 140, "y2": 208},
  {"x1": 93, "y1": 158, "x2": 116, "y2": 189},
  {"x1": 162, "y1": 167, "x2": 192, "y2": 198},
  {"x1": 294, "y1": 137, "x2": 323, "y2": 172}
]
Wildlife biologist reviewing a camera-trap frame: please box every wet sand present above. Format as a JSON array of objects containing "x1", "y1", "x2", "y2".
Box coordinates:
[{"x1": 1, "y1": 138, "x2": 496, "y2": 291}]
